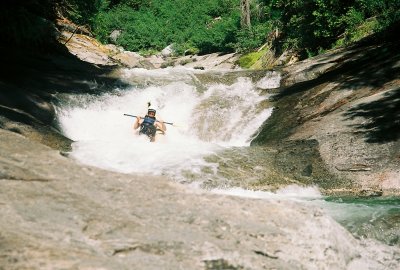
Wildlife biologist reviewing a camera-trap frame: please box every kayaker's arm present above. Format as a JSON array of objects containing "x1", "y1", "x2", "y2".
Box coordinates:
[
  {"x1": 156, "y1": 119, "x2": 167, "y2": 132},
  {"x1": 124, "y1": 114, "x2": 174, "y2": 128},
  {"x1": 133, "y1": 116, "x2": 142, "y2": 129}
]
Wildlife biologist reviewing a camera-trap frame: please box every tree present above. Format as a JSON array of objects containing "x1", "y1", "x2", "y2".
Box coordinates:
[{"x1": 240, "y1": 0, "x2": 251, "y2": 28}]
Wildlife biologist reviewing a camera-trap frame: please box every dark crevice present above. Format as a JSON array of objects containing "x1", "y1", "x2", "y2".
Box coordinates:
[{"x1": 253, "y1": 250, "x2": 279, "y2": 259}]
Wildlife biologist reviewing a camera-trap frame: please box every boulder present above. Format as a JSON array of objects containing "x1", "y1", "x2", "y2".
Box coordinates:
[
  {"x1": 109, "y1": 30, "x2": 122, "y2": 44},
  {"x1": 180, "y1": 53, "x2": 239, "y2": 70},
  {"x1": 112, "y1": 51, "x2": 144, "y2": 68},
  {"x1": 161, "y1": 44, "x2": 174, "y2": 58}
]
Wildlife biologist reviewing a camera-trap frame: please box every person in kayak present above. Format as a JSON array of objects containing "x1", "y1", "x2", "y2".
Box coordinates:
[{"x1": 133, "y1": 107, "x2": 166, "y2": 142}]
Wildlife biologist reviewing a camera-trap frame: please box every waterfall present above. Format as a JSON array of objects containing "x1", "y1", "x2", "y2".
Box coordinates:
[{"x1": 56, "y1": 67, "x2": 274, "y2": 180}]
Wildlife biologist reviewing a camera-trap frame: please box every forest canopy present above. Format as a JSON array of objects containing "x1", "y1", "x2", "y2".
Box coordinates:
[{"x1": 2, "y1": 0, "x2": 399, "y2": 57}]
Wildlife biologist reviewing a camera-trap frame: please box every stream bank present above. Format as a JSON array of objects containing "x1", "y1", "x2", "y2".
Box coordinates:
[
  {"x1": 252, "y1": 41, "x2": 400, "y2": 196},
  {"x1": 1, "y1": 19, "x2": 400, "y2": 269},
  {"x1": 1, "y1": 25, "x2": 399, "y2": 196}
]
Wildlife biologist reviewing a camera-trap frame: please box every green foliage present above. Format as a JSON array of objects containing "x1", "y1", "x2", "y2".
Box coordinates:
[
  {"x1": 5, "y1": 0, "x2": 399, "y2": 57},
  {"x1": 90, "y1": 0, "x2": 400, "y2": 57},
  {"x1": 191, "y1": 15, "x2": 240, "y2": 54},
  {"x1": 257, "y1": 0, "x2": 400, "y2": 56},
  {"x1": 173, "y1": 43, "x2": 200, "y2": 56},
  {"x1": 333, "y1": 0, "x2": 400, "y2": 47},
  {"x1": 235, "y1": 23, "x2": 272, "y2": 52},
  {"x1": 91, "y1": 0, "x2": 244, "y2": 54},
  {"x1": 267, "y1": 0, "x2": 353, "y2": 54},
  {"x1": 108, "y1": 0, "x2": 151, "y2": 10},
  {"x1": 336, "y1": 16, "x2": 378, "y2": 47},
  {"x1": 63, "y1": 0, "x2": 100, "y2": 25}
]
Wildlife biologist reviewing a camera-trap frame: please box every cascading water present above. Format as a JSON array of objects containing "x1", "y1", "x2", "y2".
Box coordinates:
[
  {"x1": 56, "y1": 67, "x2": 273, "y2": 181},
  {"x1": 56, "y1": 67, "x2": 399, "y2": 249}
]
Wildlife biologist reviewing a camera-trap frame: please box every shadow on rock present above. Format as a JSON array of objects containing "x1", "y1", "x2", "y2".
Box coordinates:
[
  {"x1": 344, "y1": 88, "x2": 400, "y2": 143},
  {"x1": 274, "y1": 42, "x2": 400, "y2": 100},
  {"x1": 0, "y1": 45, "x2": 125, "y2": 150}
]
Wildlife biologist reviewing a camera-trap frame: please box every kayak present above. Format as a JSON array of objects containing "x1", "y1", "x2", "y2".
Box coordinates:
[{"x1": 138, "y1": 128, "x2": 165, "y2": 142}]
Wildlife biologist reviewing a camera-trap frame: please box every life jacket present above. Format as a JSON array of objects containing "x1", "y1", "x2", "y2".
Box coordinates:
[
  {"x1": 139, "y1": 115, "x2": 157, "y2": 138},
  {"x1": 142, "y1": 115, "x2": 156, "y2": 126}
]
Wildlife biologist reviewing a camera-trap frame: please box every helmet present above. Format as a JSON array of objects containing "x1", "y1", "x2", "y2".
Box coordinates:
[
  {"x1": 147, "y1": 102, "x2": 156, "y2": 115},
  {"x1": 148, "y1": 107, "x2": 156, "y2": 115}
]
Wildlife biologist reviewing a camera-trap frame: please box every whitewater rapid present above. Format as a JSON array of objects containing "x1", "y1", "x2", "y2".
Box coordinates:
[{"x1": 56, "y1": 68, "x2": 273, "y2": 181}]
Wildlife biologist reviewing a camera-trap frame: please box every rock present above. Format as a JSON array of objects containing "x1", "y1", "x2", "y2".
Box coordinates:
[
  {"x1": 0, "y1": 84, "x2": 54, "y2": 125},
  {"x1": 252, "y1": 48, "x2": 277, "y2": 69},
  {"x1": 1, "y1": 25, "x2": 399, "y2": 269},
  {"x1": 0, "y1": 43, "x2": 120, "y2": 151},
  {"x1": 112, "y1": 51, "x2": 144, "y2": 68},
  {"x1": 0, "y1": 128, "x2": 398, "y2": 269},
  {"x1": 256, "y1": 71, "x2": 281, "y2": 90},
  {"x1": 252, "y1": 41, "x2": 400, "y2": 194},
  {"x1": 161, "y1": 44, "x2": 174, "y2": 58},
  {"x1": 144, "y1": 55, "x2": 164, "y2": 69},
  {"x1": 274, "y1": 50, "x2": 299, "y2": 67},
  {"x1": 57, "y1": 18, "x2": 93, "y2": 36},
  {"x1": 335, "y1": 164, "x2": 372, "y2": 172},
  {"x1": 179, "y1": 53, "x2": 239, "y2": 70},
  {"x1": 61, "y1": 32, "x2": 118, "y2": 66},
  {"x1": 275, "y1": 50, "x2": 290, "y2": 66},
  {"x1": 58, "y1": 23, "x2": 241, "y2": 71},
  {"x1": 0, "y1": 110, "x2": 72, "y2": 152},
  {"x1": 358, "y1": 189, "x2": 383, "y2": 197},
  {"x1": 109, "y1": 30, "x2": 122, "y2": 44},
  {"x1": 104, "y1": 44, "x2": 124, "y2": 54},
  {"x1": 139, "y1": 59, "x2": 157, "y2": 69}
]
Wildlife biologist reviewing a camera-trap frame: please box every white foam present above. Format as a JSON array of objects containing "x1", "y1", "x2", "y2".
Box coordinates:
[
  {"x1": 57, "y1": 69, "x2": 274, "y2": 179},
  {"x1": 256, "y1": 71, "x2": 281, "y2": 89},
  {"x1": 211, "y1": 185, "x2": 322, "y2": 200}
]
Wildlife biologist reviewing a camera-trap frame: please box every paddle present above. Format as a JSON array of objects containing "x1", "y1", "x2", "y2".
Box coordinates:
[{"x1": 123, "y1": 113, "x2": 175, "y2": 126}]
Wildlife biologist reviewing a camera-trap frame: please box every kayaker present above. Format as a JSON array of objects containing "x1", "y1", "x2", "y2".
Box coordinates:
[{"x1": 134, "y1": 107, "x2": 166, "y2": 141}]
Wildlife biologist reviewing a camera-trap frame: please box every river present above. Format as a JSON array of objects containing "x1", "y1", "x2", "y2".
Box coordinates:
[{"x1": 55, "y1": 66, "x2": 399, "y2": 250}]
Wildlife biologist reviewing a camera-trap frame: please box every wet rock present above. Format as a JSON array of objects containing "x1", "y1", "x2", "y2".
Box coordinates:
[{"x1": 358, "y1": 189, "x2": 383, "y2": 197}]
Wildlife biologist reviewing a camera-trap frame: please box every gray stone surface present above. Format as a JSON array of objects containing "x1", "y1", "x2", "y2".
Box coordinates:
[
  {"x1": 1, "y1": 128, "x2": 398, "y2": 269},
  {"x1": 253, "y1": 42, "x2": 400, "y2": 195}
]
